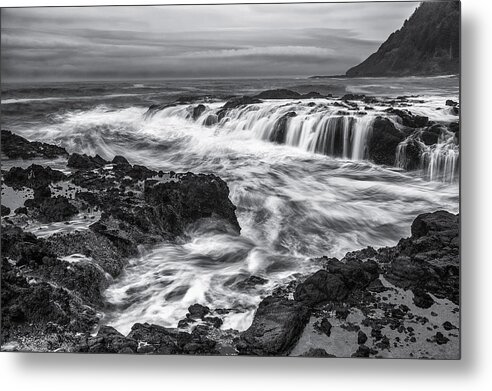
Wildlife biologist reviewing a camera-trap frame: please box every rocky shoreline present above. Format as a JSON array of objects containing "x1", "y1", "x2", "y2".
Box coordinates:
[{"x1": 1, "y1": 131, "x2": 459, "y2": 358}]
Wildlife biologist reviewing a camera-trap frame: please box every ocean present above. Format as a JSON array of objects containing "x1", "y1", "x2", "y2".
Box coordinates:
[{"x1": 1, "y1": 76, "x2": 460, "y2": 333}]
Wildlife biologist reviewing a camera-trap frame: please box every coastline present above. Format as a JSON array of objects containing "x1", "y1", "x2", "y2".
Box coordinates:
[{"x1": 1, "y1": 89, "x2": 460, "y2": 357}]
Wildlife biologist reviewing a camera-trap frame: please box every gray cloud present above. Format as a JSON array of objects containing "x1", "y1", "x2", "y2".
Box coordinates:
[{"x1": 1, "y1": 2, "x2": 419, "y2": 82}]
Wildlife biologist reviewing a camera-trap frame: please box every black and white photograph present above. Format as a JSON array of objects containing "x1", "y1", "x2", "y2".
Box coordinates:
[{"x1": 1, "y1": 0, "x2": 461, "y2": 359}]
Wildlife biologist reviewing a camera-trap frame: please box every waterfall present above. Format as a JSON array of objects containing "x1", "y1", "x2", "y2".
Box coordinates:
[
  {"x1": 396, "y1": 128, "x2": 459, "y2": 182},
  {"x1": 146, "y1": 100, "x2": 459, "y2": 182}
]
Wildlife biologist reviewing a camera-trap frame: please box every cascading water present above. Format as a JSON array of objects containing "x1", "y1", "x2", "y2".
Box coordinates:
[
  {"x1": 396, "y1": 126, "x2": 459, "y2": 182},
  {"x1": 1, "y1": 78, "x2": 460, "y2": 337},
  {"x1": 150, "y1": 99, "x2": 460, "y2": 182},
  {"x1": 151, "y1": 101, "x2": 378, "y2": 162}
]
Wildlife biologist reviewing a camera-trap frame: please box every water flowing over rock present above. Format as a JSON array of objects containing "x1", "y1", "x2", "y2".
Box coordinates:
[
  {"x1": 367, "y1": 117, "x2": 404, "y2": 166},
  {"x1": 1, "y1": 140, "x2": 242, "y2": 352},
  {"x1": 143, "y1": 93, "x2": 458, "y2": 182},
  {"x1": 396, "y1": 123, "x2": 459, "y2": 182},
  {"x1": 139, "y1": 89, "x2": 459, "y2": 182}
]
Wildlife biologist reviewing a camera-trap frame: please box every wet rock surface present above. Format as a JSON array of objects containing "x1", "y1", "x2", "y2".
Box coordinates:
[
  {"x1": 367, "y1": 117, "x2": 405, "y2": 166},
  {"x1": 1, "y1": 133, "x2": 459, "y2": 358},
  {"x1": 1, "y1": 133, "x2": 242, "y2": 352},
  {"x1": 1, "y1": 130, "x2": 68, "y2": 160},
  {"x1": 237, "y1": 296, "x2": 311, "y2": 356}
]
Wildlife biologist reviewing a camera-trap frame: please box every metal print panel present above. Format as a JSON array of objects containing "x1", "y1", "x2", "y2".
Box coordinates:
[{"x1": 0, "y1": 1, "x2": 460, "y2": 358}]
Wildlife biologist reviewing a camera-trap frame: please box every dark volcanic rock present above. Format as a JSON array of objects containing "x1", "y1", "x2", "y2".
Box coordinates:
[
  {"x1": 351, "y1": 344, "x2": 377, "y2": 358},
  {"x1": 254, "y1": 89, "x2": 301, "y2": 99},
  {"x1": 446, "y1": 100, "x2": 458, "y2": 107},
  {"x1": 127, "y1": 323, "x2": 179, "y2": 354},
  {"x1": 81, "y1": 326, "x2": 137, "y2": 354},
  {"x1": 1, "y1": 205, "x2": 11, "y2": 216},
  {"x1": 294, "y1": 270, "x2": 349, "y2": 305},
  {"x1": 386, "y1": 108, "x2": 429, "y2": 128},
  {"x1": 36, "y1": 196, "x2": 78, "y2": 223},
  {"x1": 411, "y1": 210, "x2": 459, "y2": 239},
  {"x1": 143, "y1": 172, "x2": 241, "y2": 234},
  {"x1": 413, "y1": 289, "x2": 435, "y2": 309},
  {"x1": 1, "y1": 130, "x2": 68, "y2": 160},
  {"x1": 203, "y1": 114, "x2": 218, "y2": 126},
  {"x1": 357, "y1": 330, "x2": 368, "y2": 345},
  {"x1": 398, "y1": 139, "x2": 422, "y2": 170},
  {"x1": 385, "y1": 211, "x2": 460, "y2": 304},
  {"x1": 268, "y1": 111, "x2": 297, "y2": 144},
  {"x1": 433, "y1": 332, "x2": 450, "y2": 345},
  {"x1": 3, "y1": 164, "x2": 66, "y2": 190},
  {"x1": 1, "y1": 225, "x2": 54, "y2": 267},
  {"x1": 45, "y1": 230, "x2": 124, "y2": 277},
  {"x1": 85, "y1": 171, "x2": 240, "y2": 257},
  {"x1": 318, "y1": 318, "x2": 332, "y2": 337},
  {"x1": 421, "y1": 129, "x2": 440, "y2": 146},
  {"x1": 217, "y1": 96, "x2": 262, "y2": 121},
  {"x1": 112, "y1": 155, "x2": 130, "y2": 165},
  {"x1": 187, "y1": 303, "x2": 210, "y2": 320},
  {"x1": 443, "y1": 321, "x2": 457, "y2": 331},
  {"x1": 222, "y1": 96, "x2": 262, "y2": 110},
  {"x1": 368, "y1": 117, "x2": 405, "y2": 166},
  {"x1": 342, "y1": 94, "x2": 366, "y2": 101},
  {"x1": 235, "y1": 275, "x2": 268, "y2": 290},
  {"x1": 68, "y1": 153, "x2": 108, "y2": 170},
  {"x1": 237, "y1": 296, "x2": 311, "y2": 356},
  {"x1": 300, "y1": 348, "x2": 335, "y2": 357},
  {"x1": 1, "y1": 258, "x2": 99, "y2": 342},
  {"x1": 295, "y1": 257, "x2": 380, "y2": 306},
  {"x1": 192, "y1": 104, "x2": 206, "y2": 120},
  {"x1": 325, "y1": 258, "x2": 380, "y2": 291}
]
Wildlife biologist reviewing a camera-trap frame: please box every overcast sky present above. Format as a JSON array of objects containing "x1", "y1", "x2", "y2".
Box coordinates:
[{"x1": 1, "y1": 2, "x2": 420, "y2": 82}]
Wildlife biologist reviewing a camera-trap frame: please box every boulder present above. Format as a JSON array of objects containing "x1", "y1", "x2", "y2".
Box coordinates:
[
  {"x1": 413, "y1": 289, "x2": 435, "y2": 309},
  {"x1": 385, "y1": 211, "x2": 459, "y2": 304},
  {"x1": 67, "y1": 153, "x2": 108, "y2": 170},
  {"x1": 411, "y1": 210, "x2": 459, "y2": 239},
  {"x1": 237, "y1": 296, "x2": 311, "y2": 355},
  {"x1": 324, "y1": 258, "x2": 380, "y2": 291},
  {"x1": 1, "y1": 204, "x2": 11, "y2": 216},
  {"x1": 203, "y1": 114, "x2": 218, "y2": 126},
  {"x1": 294, "y1": 270, "x2": 349, "y2": 305},
  {"x1": 192, "y1": 104, "x2": 206, "y2": 120},
  {"x1": 187, "y1": 303, "x2": 210, "y2": 320},
  {"x1": 112, "y1": 155, "x2": 130, "y2": 166},
  {"x1": 318, "y1": 318, "x2": 332, "y2": 337},
  {"x1": 127, "y1": 323, "x2": 179, "y2": 354},
  {"x1": 368, "y1": 117, "x2": 405, "y2": 166},
  {"x1": 357, "y1": 330, "x2": 368, "y2": 345}
]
